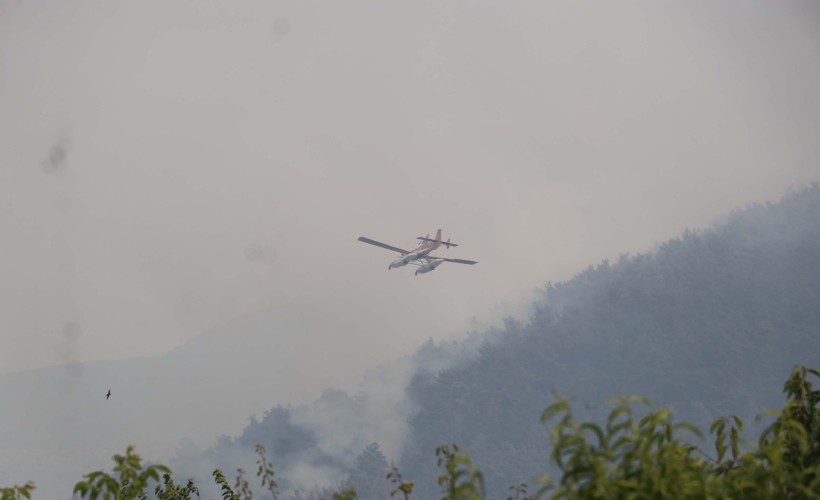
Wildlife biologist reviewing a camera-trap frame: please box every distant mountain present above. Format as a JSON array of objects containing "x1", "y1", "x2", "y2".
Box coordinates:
[
  {"x1": 0, "y1": 311, "x2": 308, "y2": 499},
  {"x1": 400, "y1": 184, "x2": 820, "y2": 498}
]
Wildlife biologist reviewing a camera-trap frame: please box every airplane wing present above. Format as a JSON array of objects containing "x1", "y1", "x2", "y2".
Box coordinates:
[
  {"x1": 429, "y1": 256, "x2": 478, "y2": 265},
  {"x1": 357, "y1": 237, "x2": 410, "y2": 255}
]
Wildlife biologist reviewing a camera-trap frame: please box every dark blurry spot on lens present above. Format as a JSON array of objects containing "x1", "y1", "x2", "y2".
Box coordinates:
[
  {"x1": 64, "y1": 321, "x2": 82, "y2": 340},
  {"x1": 272, "y1": 17, "x2": 291, "y2": 37},
  {"x1": 245, "y1": 243, "x2": 265, "y2": 262},
  {"x1": 65, "y1": 362, "x2": 84, "y2": 378},
  {"x1": 41, "y1": 142, "x2": 68, "y2": 174}
]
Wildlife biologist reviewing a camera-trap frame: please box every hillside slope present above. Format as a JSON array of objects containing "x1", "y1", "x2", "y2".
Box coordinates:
[{"x1": 400, "y1": 184, "x2": 820, "y2": 498}]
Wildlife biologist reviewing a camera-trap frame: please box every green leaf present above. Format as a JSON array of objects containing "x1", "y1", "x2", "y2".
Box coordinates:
[
  {"x1": 542, "y1": 399, "x2": 570, "y2": 423},
  {"x1": 732, "y1": 415, "x2": 743, "y2": 430},
  {"x1": 580, "y1": 422, "x2": 605, "y2": 447}
]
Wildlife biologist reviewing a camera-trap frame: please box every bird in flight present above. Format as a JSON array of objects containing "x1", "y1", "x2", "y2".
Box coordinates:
[{"x1": 106, "y1": 389, "x2": 111, "y2": 400}]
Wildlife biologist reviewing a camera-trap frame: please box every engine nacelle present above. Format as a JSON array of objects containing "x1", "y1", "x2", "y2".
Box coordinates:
[{"x1": 415, "y1": 259, "x2": 444, "y2": 275}]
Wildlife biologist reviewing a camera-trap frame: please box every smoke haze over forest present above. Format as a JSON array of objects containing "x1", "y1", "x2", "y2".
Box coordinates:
[
  {"x1": 3, "y1": 0, "x2": 819, "y2": 377},
  {"x1": 2, "y1": 0, "x2": 820, "y2": 497}
]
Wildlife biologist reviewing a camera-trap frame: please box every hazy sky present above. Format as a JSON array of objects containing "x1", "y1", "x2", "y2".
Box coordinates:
[{"x1": 2, "y1": 0, "x2": 819, "y2": 391}]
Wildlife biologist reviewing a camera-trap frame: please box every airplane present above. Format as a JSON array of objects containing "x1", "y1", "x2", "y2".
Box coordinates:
[
  {"x1": 357, "y1": 229, "x2": 478, "y2": 275},
  {"x1": 105, "y1": 389, "x2": 111, "y2": 400}
]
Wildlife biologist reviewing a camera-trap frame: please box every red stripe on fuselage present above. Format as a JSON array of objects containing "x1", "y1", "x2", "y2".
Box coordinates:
[
  {"x1": 407, "y1": 230, "x2": 443, "y2": 259},
  {"x1": 412, "y1": 240, "x2": 439, "y2": 256}
]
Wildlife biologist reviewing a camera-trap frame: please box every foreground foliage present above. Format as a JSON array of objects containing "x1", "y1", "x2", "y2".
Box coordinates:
[
  {"x1": 539, "y1": 365, "x2": 820, "y2": 499},
  {"x1": 4, "y1": 365, "x2": 819, "y2": 499},
  {"x1": 0, "y1": 482, "x2": 34, "y2": 500}
]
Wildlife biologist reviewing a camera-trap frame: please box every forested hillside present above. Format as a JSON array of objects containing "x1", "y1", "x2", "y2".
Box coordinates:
[
  {"x1": 401, "y1": 184, "x2": 820, "y2": 498},
  {"x1": 169, "y1": 185, "x2": 820, "y2": 499}
]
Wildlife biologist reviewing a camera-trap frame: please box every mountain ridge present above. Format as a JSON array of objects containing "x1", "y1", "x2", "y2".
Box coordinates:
[{"x1": 399, "y1": 183, "x2": 820, "y2": 498}]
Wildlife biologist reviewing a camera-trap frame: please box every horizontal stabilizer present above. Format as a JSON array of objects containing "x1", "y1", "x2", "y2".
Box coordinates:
[{"x1": 417, "y1": 237, "x2": 458, "y2": 247}]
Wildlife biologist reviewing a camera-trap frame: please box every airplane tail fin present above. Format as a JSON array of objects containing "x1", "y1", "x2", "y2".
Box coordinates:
[{"x1": 435, "y1": 229, "x2": 442, "y2": 243}]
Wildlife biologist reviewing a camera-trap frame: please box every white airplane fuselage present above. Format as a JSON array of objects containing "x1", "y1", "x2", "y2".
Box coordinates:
[{"x1": 389, "y1": 246, "x2": 435, "y2": 269}]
